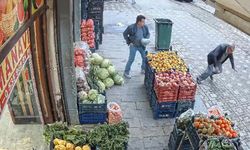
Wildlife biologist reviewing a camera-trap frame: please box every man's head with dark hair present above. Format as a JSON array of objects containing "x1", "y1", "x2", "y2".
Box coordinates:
[{"x1": 136, "y1": 15, "x2": 146, "y2": 27}]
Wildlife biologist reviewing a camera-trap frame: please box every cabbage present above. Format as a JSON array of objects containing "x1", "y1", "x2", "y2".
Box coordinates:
[
  {"x1": 78, "y1": 91, "x2": 88, "y2": 101},
  {"x1": 101, "y1": 59, "x2": 111, "y2": 68},
  {"x1": 97, "y1": 68, "x2": 110, "y2": 80},
  {"x1": 87, "y1": 89, "x2": 98, "y2": 101},
  {"x1": 103, "y1": 78, "x2": 114, "y2": 88},
  {"x1": 113, "y1": 74, "x2": 124, "y2": 85},
  {"x1": 91, "y1": 53, "x2": 103, "y2": 65},
  {"x1": 96, "y1": 94, "x2": 105, "y2": 104},
  {"x1": 97, "y1": 80, "x2": 106, "y2": 92},
  {"x1": 107, "y1": 65, "x2": 116, "y2": 76}
]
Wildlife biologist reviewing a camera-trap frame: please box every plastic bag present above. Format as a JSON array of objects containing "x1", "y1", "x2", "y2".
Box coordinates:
[
  {"x1": 207, "y1": 106, "x2": 223, "y2": 118},
  {"x1": 75, "y1": 67, "x2": 84, "y2": 79},
  {"x1": 107, "y1": 102, "x2": 122, "y2": 124},
  {"x1": 73, "y1": 41, "x2": 91, "y2": 71}
]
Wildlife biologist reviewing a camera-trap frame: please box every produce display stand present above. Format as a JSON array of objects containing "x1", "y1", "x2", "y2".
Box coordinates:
[
  {"x1": 144, "y1": 51, "x2": 197, "y2": 119},
  {"x1": 169, "y1": 112, "x2": 244, "y2": 150}
]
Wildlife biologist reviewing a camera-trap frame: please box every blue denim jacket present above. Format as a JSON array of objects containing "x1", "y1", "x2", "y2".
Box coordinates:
[{"x1": 123, "y1": 23, "x2": 150, "y2": 50}]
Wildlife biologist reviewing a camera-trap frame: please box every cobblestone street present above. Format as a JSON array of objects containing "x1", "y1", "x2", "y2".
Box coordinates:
[{"x1": 100, "y1": 0, "x2": 250, "y2": 149}]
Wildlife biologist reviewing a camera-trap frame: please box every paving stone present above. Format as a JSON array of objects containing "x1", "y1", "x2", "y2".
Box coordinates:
[
  {"x1": 143, "y1": 136, "x2": 168, "y2": 148},
  {"x1": 128, "y1": 137, "x2": 144, "y2": 150},
  {"x1": 129, "y1": 127, "x2": 144, "y2": 138},
  {"x1": 142, "y1": 126, "x2": 165, "y2": 137}
]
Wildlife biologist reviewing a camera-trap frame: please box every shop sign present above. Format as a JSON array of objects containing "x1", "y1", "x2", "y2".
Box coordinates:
[
  {"x1": 0, "y1": 0, "x2": 29, "y2": 46},
  {"x1": 0, "y1": 29, "x2": 30, "y2": 116},
  {"x1": 32, "y1": 0, "x2": 44, "y2": 14}
]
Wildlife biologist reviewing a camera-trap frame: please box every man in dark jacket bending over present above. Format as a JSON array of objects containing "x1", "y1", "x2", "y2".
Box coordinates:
[
  {"x1": 197, "y1": 43, "x2": 236, "y2": 84},
  {"x1": 123, "y1": 15, "x2": 150, "y2": 79}
]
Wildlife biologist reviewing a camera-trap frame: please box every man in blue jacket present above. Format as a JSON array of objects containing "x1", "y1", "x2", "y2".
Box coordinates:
[
  {"x1": 197, "y1": 43, "x2": 237, "y2": 84},
  {"x1": 123, "y1": 15, "x2": 150, "y2": 79}
]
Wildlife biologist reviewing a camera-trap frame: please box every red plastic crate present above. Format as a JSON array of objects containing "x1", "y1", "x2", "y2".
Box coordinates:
[
  {"x1": 178, "y1": 85, "x2": 197, "y2": 101},
  {"x1": 154, "y1": 88, "x2": 178, "y2": 102}
]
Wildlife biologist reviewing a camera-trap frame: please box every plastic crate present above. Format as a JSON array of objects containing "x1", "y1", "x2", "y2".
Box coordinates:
[
  {"x1": 153, "y1": 109, "x2": 175, "y2": 119},
  {"x1": 154, "y1": 86, "x2": 178, "y2": 102},
  {"x1": 79, "y1": 112, "x2": 107, "y2": 124},
  {"x1": 175, "y1": 100, "x2": 195, "y2": 117},
  {"x1": 152, "y1": 91, "x2": 177, "y2": 111},
  {"x1": 78, "y1": 99, "x2": 107, "y2": 113},
  {"x1": 185, "y1": 120, "x2": 200, "y2": 150},
  {"x1": 178, "y1": 85, "x2": 197, "y2": 101},
  {"x1": 168, "y1": 132, "x2": 191, "y2": 150}
]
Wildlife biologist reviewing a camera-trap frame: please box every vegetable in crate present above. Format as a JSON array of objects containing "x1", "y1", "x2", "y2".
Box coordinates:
[
  {"x1": 193, "y1": 116, "x2": 238, "y2": 138},
  {"x1": 87, "y1": 89, "x2": 99, "y2": 101}
]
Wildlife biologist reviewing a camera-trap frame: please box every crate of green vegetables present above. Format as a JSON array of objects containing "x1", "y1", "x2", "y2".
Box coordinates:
[{"x1": 78, "y1": 89, "x2": 107, "y2": 113}]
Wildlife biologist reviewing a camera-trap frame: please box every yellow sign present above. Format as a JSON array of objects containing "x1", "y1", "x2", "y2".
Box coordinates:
[{"x1": 0, "y1": 29, "x2": 31, "y2": 115}]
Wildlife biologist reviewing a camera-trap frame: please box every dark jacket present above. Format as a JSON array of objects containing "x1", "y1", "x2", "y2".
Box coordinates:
[
  {"x1": 123, "y1": 23, "x2": 150, "y2": 49},
  {"x1": 207, "y1": 44, "x2": 235, "y2": 69}
]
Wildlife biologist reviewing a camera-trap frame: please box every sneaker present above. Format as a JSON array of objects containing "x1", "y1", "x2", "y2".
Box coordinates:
[
  {"x1": 124, "y1": 73, "x2": 131, "y2": 79},
  {"x1": 196, "y1": 77, "x2": 201, "y2": 84},
  {"x1": 141, "y1": 69, "x2": 145, "y2": 74},
  {"x1": 210, "y1": 75, "x2": 213, "y2": 81}
]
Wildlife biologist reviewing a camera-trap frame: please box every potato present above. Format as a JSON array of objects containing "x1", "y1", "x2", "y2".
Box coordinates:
[
  {"x1": 55, "y1": 145, "x2": 66, "y2": 150},
  {"x1": 54, "y1": 138, "x2": 60, "y2": 145},
  {"x1": 75, "y1": 146, "x2": 82, "y2": 150},
  {"x1": 66, "y1": 142, "x2": 75, "y2": 150},
  {"x1": 58, "y1": 140, "x2": 67, "y2": 146},
  {"x1": 82, "y1": 145, "x2": 91, "y2": 150}
]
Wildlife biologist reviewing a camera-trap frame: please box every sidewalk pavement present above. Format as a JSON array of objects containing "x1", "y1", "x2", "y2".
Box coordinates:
[{"x1": 100, "y1": 0, "x2": 250, "y2": 149}]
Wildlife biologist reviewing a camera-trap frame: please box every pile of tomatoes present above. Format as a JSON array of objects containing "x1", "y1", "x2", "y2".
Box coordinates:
[
  {"x1": 193, "y1": 116, "x2": 238, "y2": 139},
  {"x1": 81, "y1": 19, "x2": 95, "y2": 48}
]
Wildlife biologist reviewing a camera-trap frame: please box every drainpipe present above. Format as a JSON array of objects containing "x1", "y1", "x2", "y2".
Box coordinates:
[{"x1": 45, "y1": 0, "x2": 65, "y2": 122}]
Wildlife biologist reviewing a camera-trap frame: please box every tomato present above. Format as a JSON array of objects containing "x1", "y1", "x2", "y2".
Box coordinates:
[
  {"x1": 220, "y1": 124, "x2": 225, "y2": 128},
  {"x1": 194, "y1": 122, "x2": 200, "y2": 129},
  {"x1": 216, "y1": 120, "x2": 222, "y2": 125},
  {"x1": 232, "y1": 132, "x2": 238, "y2": 138}
]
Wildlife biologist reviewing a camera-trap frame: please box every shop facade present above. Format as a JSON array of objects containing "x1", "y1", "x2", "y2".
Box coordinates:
[{"x1": 0, "y1": 0, "x2": 64, "y2": 124}]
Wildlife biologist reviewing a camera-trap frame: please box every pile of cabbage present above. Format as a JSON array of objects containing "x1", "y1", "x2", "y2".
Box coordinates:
[
  {"x1": 89, "y1": 53, "x2": 124, "y2": 91},
  {"x1": 78, "y1": 89, "x2": 105, "y2": 104}
]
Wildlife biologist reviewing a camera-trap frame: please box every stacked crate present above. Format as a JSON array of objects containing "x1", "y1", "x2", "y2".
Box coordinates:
[
  {"x1": 175, "y1": 84, "x2": 197, "y2": 117},
  {"x1": 78, "y1": 93, "x2": 107, "y2": 124},
  {"x1": 168, "y1": 122, "x2": 192, "y2": 150}
]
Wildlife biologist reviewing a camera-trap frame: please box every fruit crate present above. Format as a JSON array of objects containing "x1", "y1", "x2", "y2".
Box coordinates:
[
  {"x1": 178, "y1": 85, "x2": 197, "y2": 101},
  {"x1": 152, "y1": 91, "x2": 177, "y2": 111},
  {"x1": 154, "y1": 84, "x2": 179, "y2": 102},
  {"x1": 185, "y1": 119, "x2": 200, "y2": 150},
  {"x1": 153, "y1": 108, "x2": 176, "y2": 119},
  {"x1": 168, "y1": 132, "x2": 191, "y2": 150},
  {"x1": 175, "y1": 100, "x2": 195, "y2": 117},
  {"x1": 79, "y1": 112, "x2": 107, "y2": 124},
  {"x1": 78, "y1": 99, "x2": 107, "y2": 113}
]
